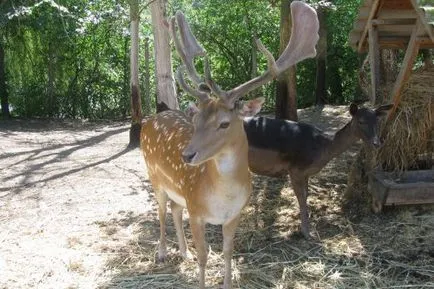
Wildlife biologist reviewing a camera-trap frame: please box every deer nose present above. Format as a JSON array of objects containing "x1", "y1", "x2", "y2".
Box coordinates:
[
  {"x1": 182, "y1": 151, "x2": 197, "y2": 164},
  {"x1": 372, "y1": 137, "x2": 381, "y2": 148}
]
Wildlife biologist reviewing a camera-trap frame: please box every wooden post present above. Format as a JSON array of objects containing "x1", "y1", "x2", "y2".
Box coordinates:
[
  {"x1": 368, "y1": 22, "x2": 381, "y2": 104},
  {"x1": 386, "y1": 22, "x2": 421, "y2": 122},
  {"x1": 358, "y1": 0, "x2": 380, "y2": 53}
]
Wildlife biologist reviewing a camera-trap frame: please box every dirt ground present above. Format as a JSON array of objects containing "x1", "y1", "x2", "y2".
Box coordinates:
[{"x1": 1, "y1": 105, "x2": 433, "y2": 289}]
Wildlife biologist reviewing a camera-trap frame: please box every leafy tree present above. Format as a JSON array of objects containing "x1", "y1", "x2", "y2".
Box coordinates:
[{"x1": 0, "y1": 1, "x2": 9, "y2": 118}]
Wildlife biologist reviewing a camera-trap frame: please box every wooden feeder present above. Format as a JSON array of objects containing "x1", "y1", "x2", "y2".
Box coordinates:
[
  {"x1": 350, "y1": 0, "x2": 434, "y2": 107},
  {"x1": 349, "y1": 0, "x2": 434, "y2": 211}
]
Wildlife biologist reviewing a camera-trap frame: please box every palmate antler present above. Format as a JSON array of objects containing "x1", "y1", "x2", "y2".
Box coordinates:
[{"x1": 170, "y1": 1, "x2": 320, "y2": 108}]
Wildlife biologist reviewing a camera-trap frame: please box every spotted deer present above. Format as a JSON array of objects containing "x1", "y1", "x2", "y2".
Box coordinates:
[{"x1": 140, "y1": 2, "x2": 319, "y2": 288}]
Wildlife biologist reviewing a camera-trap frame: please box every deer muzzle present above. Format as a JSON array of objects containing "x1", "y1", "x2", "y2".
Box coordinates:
[
  {"x1": 182, "y1": 150, "x2": 197, "y2": 164},
  {"x1": 371, "y1": 136, "x2": 381, "y2": 148}
]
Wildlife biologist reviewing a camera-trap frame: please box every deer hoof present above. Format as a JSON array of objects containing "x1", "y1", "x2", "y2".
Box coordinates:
[
  {"x1": 182, "y1": 249, "x2": 194, "y2": 260},
  {"x1": 157, "y1": 247, "x2": 167, "y2": 263}
]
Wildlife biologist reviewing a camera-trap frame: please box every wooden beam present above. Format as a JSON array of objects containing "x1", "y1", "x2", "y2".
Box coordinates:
[
  {"x1": 377, "y1": 24, "x2": 415, "y2": 33},
  {"x1": 372, "y1": 19, "x2": 415, "y2": 25},
  {"x1": 379, "y1": 36, "x2": 434, "y2": 46},
  {"x1": 377, "y1": 9, "x2": 417, "y2": 19},
  {"x1": 381, "y1": 0, "x2": 413, "y2": 10},
  {"x1": 386, "y1": 22, "x2": 421, "y2": 121},
  {"x1": 369, "y1": 22, "x2": 381, "y2": 104},
  {"x1": 358, "y1": 0, "x2": 381, "y2": 53},
  {"x1": 357, "y1": 36, "x2": 434, "y2": 52}
]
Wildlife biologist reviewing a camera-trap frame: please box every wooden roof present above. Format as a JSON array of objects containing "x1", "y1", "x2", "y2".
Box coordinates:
[{"x1": 350, "y1": 0, "x2": 434, "y2": 52}]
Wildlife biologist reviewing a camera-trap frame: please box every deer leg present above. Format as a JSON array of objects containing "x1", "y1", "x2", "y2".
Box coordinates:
[
  {"x1": 222, "y1": 214, "x2": 241, "y2": 289},
  {"x1": 291, "y1": 175, "x2": 311, "y2": 239},
  {"x1": 156, "y1": 190, "x2": 168, "y2": 262},
  {"x1": 170, "y1": 200, "x2": 192, "y2": 259},
  {"x1": 190, "y1": 217, "x2": 207, "y2": 289}
]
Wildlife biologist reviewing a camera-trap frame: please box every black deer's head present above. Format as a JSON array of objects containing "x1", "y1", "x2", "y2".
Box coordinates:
[{"x1": 349, "y1": 103, "x2": 393, "y2": 148}]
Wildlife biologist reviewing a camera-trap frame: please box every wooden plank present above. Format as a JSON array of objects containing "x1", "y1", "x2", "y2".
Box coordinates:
[
  {"x1": 417, "y1": 36, "x2": 434, "y2": 47},
  {"x1": 369, "y1": 23, "x2": 381, "y2": 104},
  {"x1": 376, "y1": 36, "x2": 434, "y2": 49},
  {"x1": 370, "y1": 170, "x2": 434, "y2": 211},
  {"x1": 358, "y1": 36, "x2": 434, "y2": 52},
  {"x1": 377, "y1": 9, "x2": 417, "y2": 19},
  {"x1": 358, "y1": 0, "x2": 381, "y2": 53},
  {"x1": 381, "y1": 0, "x2": 414, "y2": 10},
  {"x1": 386, "y1": 188, "x2": 434, "y2": 205},
  {"x1": 377, "y1": 24, "x2": 415, "y2": 33},
  {"x1": 386, "y1": 21, "x2": 421, "y2": 121},
  {"x1": 372, "y1": 18, "x2": 415, "y2": 25}
]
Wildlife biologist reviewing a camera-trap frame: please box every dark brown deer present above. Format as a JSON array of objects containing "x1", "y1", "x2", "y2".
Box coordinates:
[
  {"x1": 140, "y1": 3, "x2": 319, "y2": 289},
  {"x1": 243, "y1": 103, "x2": 393, "y2": 239}
]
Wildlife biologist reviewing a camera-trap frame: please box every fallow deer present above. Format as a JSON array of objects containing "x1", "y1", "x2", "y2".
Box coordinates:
[
  {"x1": 140, "y1": 2, "x2": 319, "y2": 288},
  {"x1": 244, "y1": 103, "x2": 393, "y2": 239}
]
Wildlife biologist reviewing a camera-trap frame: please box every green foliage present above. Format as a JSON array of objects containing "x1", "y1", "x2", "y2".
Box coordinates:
[
  {"x1": 325, "y1": 0, "x2": 361, "y2": 104},
  {"x1": 4, "y1": 0, "x2": 141, "y2": 118},
  {"x1": 2, "y1": 0, "x2": 362, "y2": 119}
]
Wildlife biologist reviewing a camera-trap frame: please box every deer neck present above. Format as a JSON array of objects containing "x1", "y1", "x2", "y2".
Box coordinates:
[
  {"x1": 323, "y1": 121, "x2": 358, "y2": 163},
  {"x1": 207, "y1": 131, "x2": 250, "y2": 184}
]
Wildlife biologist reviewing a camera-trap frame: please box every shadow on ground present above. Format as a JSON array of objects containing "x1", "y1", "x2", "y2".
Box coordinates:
[{"x1": 0, "y1": 119, "x2": 131, "y2": 197}]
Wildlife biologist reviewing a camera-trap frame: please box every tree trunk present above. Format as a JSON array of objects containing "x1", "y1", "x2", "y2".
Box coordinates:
[
  {"x1": 47, "y1": 41, "x2": 56, "y2": 117},
  {"x1": 143, "y1": 37, "x2": 151, "y2": 115},
  {"x1": 315, "y1": 7, "x2": 327, "y2": 108},
  {"x1": 0, "y1": 38, "x2": 9, "y2": 119},
  {"x1": 128, "y1": 0, "x2": 143, "y2": 148},
  {"x1": 121, "y1": 37, "x2": 129, "y2": 118},
  {"x1": 275, "y1": 0, "x2": 297, "y2": 121},
  {"x1": 151, "y1": 0, "x2": 178, "y2": 112}
]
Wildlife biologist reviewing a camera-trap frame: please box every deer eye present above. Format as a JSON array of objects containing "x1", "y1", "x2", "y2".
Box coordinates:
[{"x1": 219, "y1": 121, "x2": 230, "y2": 129}]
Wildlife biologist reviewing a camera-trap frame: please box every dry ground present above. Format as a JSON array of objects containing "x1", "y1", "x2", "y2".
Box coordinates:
[{"x1": 0, "y1": 106, "x2": 433, "y2": 289}]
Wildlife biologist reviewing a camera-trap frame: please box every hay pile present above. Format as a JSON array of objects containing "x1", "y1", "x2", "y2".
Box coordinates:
[{"x1": 375, "y1": 65, "x2": 434, "y2": 172}]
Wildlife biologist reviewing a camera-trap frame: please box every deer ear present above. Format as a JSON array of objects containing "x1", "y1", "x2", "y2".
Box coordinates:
[
  {"x1": 375, "y1": 103, "x2": 393, "y2": 117},
  {"x1": 185, "y1": 101, "x2": 199, "y2": 118},
  {"x1": 238, "y1": 97, "x2": 265, "y2": 117},
  {"x1": 349, "y1": 103, "x2": 358, "y2": 116}
]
